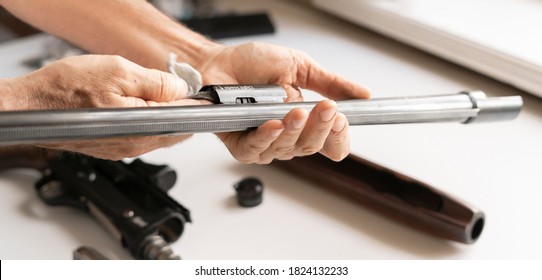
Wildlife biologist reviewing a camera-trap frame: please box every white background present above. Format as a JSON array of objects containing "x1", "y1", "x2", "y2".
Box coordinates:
[{"x1": 0, "y1": 0, "x2": 541, "y2": 260}]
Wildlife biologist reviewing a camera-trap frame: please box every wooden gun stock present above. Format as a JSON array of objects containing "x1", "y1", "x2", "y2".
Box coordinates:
[{"x1": 272, "y1": 153, "x2": 485, "y2": 244}]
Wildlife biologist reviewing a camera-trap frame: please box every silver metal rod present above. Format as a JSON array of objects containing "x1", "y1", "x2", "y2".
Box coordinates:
[{"x1": 0, "y1": 91, "x2": 522, "y2": 145}]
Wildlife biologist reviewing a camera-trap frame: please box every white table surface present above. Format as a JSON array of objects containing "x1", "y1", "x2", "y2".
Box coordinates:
[{"x1": 0, "y1": 0, "x2": 541, "y2": 260}]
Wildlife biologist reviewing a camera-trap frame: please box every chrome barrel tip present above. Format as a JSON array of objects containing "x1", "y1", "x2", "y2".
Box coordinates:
[{"x1": 463, "y1": 91, "x2": 523, "y2": 123}]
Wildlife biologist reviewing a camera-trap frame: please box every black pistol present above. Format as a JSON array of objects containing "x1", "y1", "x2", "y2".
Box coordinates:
[{"x1": 0, "y1": 147, "x2": 190, "y2": 260}]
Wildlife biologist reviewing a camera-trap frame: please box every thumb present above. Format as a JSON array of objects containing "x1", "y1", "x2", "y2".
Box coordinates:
[
  {"x1": 133, "y1": 69, "x2": 189, "y2": 102},
  {"x1": 295, "y1": 52, "x2": 371, "y2": 100}
]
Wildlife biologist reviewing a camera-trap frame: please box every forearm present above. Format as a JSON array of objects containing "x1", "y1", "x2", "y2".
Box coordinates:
[{"x1": 1, "y1": 0, "x2": 220, "y2": 71}]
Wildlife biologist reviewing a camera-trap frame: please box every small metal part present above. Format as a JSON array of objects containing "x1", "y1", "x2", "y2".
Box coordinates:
[
  {"x1": 76, "y1": 170, "x2": 96, "y2": 182},
  {"x1": 129, "y1": 216, "x2": 148, "y2": 228},
  {"x1": 3, "y1": 151, "x2": 190, "y2": 260},
  {"x1": 87, "y1": 201, "x2": 123, "y2": 242},
  {"x1": 122, "y1": 210, "x2": 135, "y2": 218},
  {"x1": 140, "y1": 235, "x2": 181, "y2": 260},
  {"x1": 463, "y1": 91, "x2": 522, "y2": 123},
  {"x1": 234, "y1": 177, "x2": 264, "y2": 207},
  {"x1": 39, "y1": 181, "x2": 63, "y2": 199},
  {"x1": 193, "y1": 84, "x2": 287, "y2": 104},
  {"x1": 42, "y1": 168, "x2": 52, "y2": 176},
  {"x1": 128, "y1": 159, "x2": 177, "y2": 192},
  {"x1": 73, "y1": 246, "x2": 109, "y2": 260}
]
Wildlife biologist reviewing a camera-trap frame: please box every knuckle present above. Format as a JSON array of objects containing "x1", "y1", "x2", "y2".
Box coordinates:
[
  {"x1": 328, "y1": 151, "x2": 348, "y2": 162},
  {"x1": 273, "y1": 145, "x2": 295, "y2": 155},
  {"x1": 239, "y1": 158, "x2": 253, "y2": 164},
  {"x1": 301, "y1": 145, "x2": 321, "y2": 155},
  {"x1": 256, "y1": 157, "x2": 273, "y2": 165},
  {"x1": 232, "y1": 154, "x2": 255, "y2": 164},
  {"x1": 322, "y1": 144, "x2": 350, "y2": 162},
  {"x1": 329, "y1": 134, "x2": 347, "y2": 145},
  {"x1": 156, "y1": 71, "x2": 169, "y2": 101},
  {"x1": 244, "y1": 41, "x2": 262, "y2": 50},
  {"x1": 109, "y1": 55, "x2": 126, "y2": 65},
  {"x1": 108, "y1": 55, "x2": 130, "y2": 75},
  {"x1": 247, "y1": 142, "x2": 268, "y2": 154},
  {"x1": 295, "y1": 49, "x2": 310, "y2": 59},
  {"x1": 277, "y1": 155, "x2": 294, "y2": 161}
]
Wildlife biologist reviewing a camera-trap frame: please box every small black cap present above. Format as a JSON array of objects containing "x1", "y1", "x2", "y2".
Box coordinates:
[{"x1": 234, "y1": 177, "x2": 264, "y2": 207}]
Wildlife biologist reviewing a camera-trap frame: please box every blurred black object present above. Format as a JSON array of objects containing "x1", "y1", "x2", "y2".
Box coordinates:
[
  {"x1": 234, "y1": 177, "x2": 264, "y2": 207},
  {"x1": 180, "y1": 12, "x2": 275, "y2": 39},
  {"x1": 34, "y1": 154, "x2": 191, "y2": 259},
  {"x1": 0, "y1": 148, "x2": 190, "y2": 260}
]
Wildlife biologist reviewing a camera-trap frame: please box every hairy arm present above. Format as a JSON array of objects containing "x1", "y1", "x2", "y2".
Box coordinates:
[
  {"x1": 1, "y1": 0, "x2": 371, "y2": 162},
  {"x1": 0, "y1": 0, "x2": 218, "y2": 71}
]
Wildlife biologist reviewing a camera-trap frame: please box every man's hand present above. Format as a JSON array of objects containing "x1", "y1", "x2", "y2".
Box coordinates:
[
  {"x1": 196, "y1": 42, "x2": 371, "y2": 163},
  {"x1": 1, "y1": 0, "x2": 371, "y2": 163},
  {"x1": 9, "y1": 55, "x2": 208, "y2": 160}
]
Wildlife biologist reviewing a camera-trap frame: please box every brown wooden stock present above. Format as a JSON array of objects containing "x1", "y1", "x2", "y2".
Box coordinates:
[{"x1": 271, "y1": 154, "x2": 485, "y2": 244}]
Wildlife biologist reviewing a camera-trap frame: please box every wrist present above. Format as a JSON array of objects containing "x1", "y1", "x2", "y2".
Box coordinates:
[
  {"x1": 113, "y1": 3, "x2": 225, "y2": 73},
  {"x1": 0, "y1": 67, "x2": 61, "y2": 111},
  {"x1": 156, "y1": 24, "x2": 225, "y2": 73}
]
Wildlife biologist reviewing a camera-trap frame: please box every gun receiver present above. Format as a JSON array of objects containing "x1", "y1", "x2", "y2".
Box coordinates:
[
  {"x1": 0, "y1": 85, "x2": 522, "y2": 145},
  {"x1": 0, "y1": 148, "x2": 190, "y2": 260}
]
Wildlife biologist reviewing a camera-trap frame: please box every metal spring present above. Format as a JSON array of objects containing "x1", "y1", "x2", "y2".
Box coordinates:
[{"x1": 140, "y1": 235, "x2": 181, "y2": 260}]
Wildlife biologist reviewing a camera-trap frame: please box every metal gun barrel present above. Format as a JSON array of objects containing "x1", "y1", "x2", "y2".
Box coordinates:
[{"x1": 0, "y1": 91, "x2": 522, "y2": 144}]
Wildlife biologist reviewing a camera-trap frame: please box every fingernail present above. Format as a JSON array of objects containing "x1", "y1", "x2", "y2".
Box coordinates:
[
  {"x1": 319, "y1": 107, "x2": 336, "y2": 122},
  {"x1": 332, "y1": 114, "x2": 346, "y2": 132},
  {"x1": 271, "y1": 128, "x2": 284, "y2": 137}
]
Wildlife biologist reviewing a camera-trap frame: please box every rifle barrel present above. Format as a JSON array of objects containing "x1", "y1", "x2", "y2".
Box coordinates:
[{"x1": 0, "y1": 91, "x2": 522, "y2": 144}]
